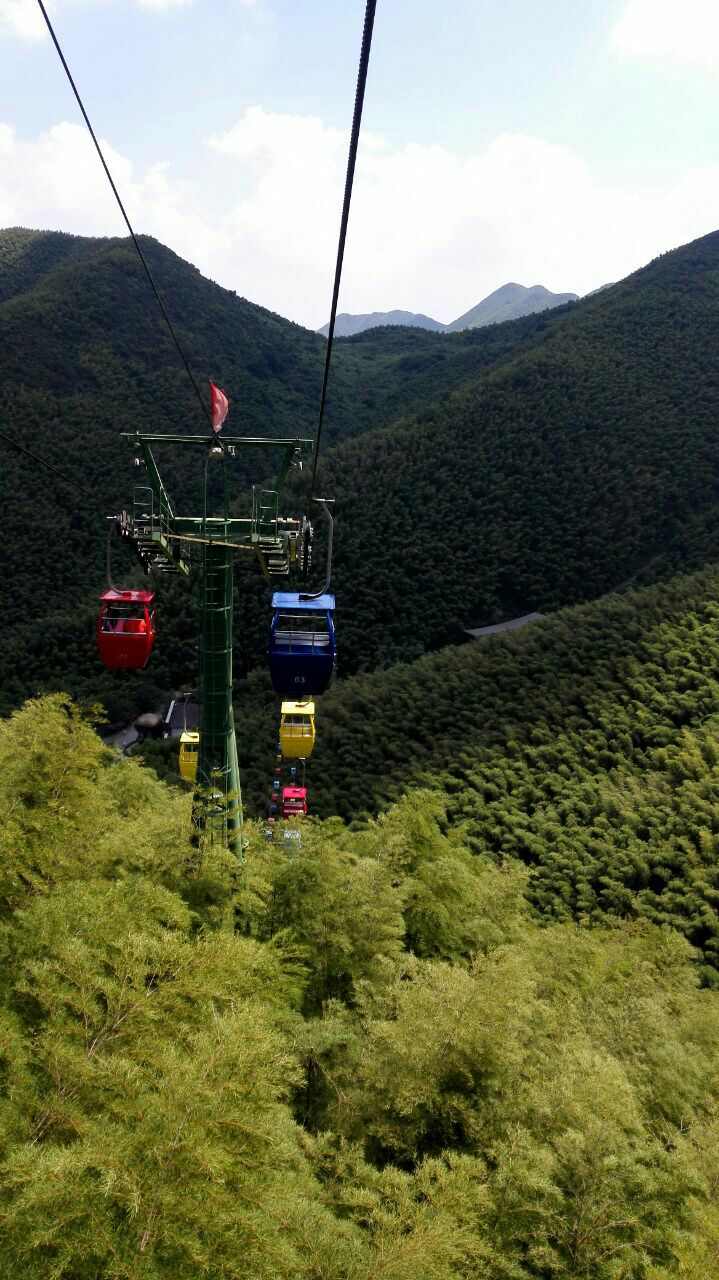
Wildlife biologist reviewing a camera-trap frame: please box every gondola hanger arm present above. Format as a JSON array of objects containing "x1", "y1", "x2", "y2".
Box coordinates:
[{"x1": 300, "y1": 498, "x2": 334, "y2": 601}]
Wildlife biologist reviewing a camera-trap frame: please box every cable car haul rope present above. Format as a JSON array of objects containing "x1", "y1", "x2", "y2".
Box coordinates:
[{"x1": 25, "y1": 0, "x2": 378, "y2": 853}]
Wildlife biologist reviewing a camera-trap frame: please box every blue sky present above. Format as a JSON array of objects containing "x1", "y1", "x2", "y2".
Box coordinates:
[{"x1": 1, "y1": 0, "x2": 718, "y2": 327}]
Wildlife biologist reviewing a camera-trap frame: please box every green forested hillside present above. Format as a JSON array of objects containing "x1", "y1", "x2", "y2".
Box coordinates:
[
  {"x1": 224, "y1": 563, "x2": 719, "y2": 977},
  {"x1": 0, "y1": 226, "x2": 564, "y2": 714},
  {"x1": 319, "y1": 231, "x2": 719, "y2": 673},
  {"x1": 0, "y1": 226, "x2": 549, "y2": 445},
  {"x1": 4, "y1": 229, "x2": 719, "y2": 716},
  {"x1": 3, "y1": 695, "x2": 719, "y2": 1279},
  {"x1": 0, "y1": 226, "x2": 101, "y2": 304}
]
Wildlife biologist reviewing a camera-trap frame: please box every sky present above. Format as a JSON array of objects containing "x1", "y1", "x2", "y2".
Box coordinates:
[{"x1": 0, "y1": 0, "x2": 718, "y2": 329}]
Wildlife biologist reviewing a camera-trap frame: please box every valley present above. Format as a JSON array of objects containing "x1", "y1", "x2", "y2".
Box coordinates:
[{"x1": 3, "y1": 223, "x2": 719, "y2": 1279}]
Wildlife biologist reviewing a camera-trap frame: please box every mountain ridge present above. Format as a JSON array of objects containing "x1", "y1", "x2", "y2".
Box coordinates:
[
  {"x1": 2, "y1": 227, "x2": 719, "y2": 724},
  {"x1": 319, "y1": 281, "x2": 579, "y2": 337},
  {"x1": 0, "y1": 225, "x2": 571, "y2": 717},
  {"x1": 318, "y1": 308, "x2": 444, "y2": 337},
  {"x1": 444, "y1": 281, "x2": 579, "y2": 331}
]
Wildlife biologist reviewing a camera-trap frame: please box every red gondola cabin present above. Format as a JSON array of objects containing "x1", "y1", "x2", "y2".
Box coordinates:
[
  {"x1": 281, "y1": 786, "x2": 307, "y2": 819},
  {"x1": 97, "y1": 589, "x2": 156, "y2": 670}
]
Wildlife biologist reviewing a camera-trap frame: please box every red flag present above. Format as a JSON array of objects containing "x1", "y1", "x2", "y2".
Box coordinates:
[{"x1": 210, "y1": 380, "x2": 229, "y2": 433}]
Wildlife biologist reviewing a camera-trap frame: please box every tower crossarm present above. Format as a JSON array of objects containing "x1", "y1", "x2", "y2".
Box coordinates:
[{"x1": 120, "y1": 433, "x2": 314, "y2": 451}]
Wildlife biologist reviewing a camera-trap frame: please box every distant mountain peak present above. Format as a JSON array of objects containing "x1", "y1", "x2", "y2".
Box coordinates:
[
  {"x1": 318, "y1": 309, "x2": 444, "y2": 338},
  {"x1": 443, "y1": 283, "x2": 578, "y2": 332},
  {"x1": 319, "y1": 284, "x2": 578, "y2": 338}
]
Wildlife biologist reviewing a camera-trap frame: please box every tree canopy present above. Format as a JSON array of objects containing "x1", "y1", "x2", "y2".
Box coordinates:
[{"x1": 3, "y1": 696, "x2": 719, "y2": 1277}]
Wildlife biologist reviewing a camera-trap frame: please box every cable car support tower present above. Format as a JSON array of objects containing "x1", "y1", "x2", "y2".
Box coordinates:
[{"x1": 118, "y1": 430, "x2": 313, "y2": 855}]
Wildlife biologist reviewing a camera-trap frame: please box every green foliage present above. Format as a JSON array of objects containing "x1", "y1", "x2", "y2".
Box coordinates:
[
  {"x1": 348, "y1": 792, "x2": 529, "y2": 961},
  {"x1": 0, "y1": 694, "x2": 191, "y2": 917},
  {"x1": 230, "y1": 565, "x2": 719, "y2": 973},
  {"x1": 236, "y1": 792, "x2": 527, "y2": 1012},
  {"x1": 0, "y1": 698, "x2": 355, "y2": 1277},
  {"x1": 3, "y1": 696, "x2": 719, "y2": 1275},
  {"x1": 2, "y1": 883, "x2": 344, "y2": 1278},
  {"x1": 238, "y1": 819, "x2": 405, "y2": 1013},
  {"x1": 308, "y1": 923, "x2": 715, "y2": 1277}
]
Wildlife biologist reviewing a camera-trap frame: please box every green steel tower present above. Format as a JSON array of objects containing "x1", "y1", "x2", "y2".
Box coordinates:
[{"x1": 117, "y1": 431, "x2": 313, "y2": 855}]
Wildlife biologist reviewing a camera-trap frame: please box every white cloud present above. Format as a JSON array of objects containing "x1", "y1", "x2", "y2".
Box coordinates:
[
  {"x1": 612, "y1": 0, "x2": 719, "y2": 68},
  {"x1": 206, "y1": 109, "x2": 719, "y2": 326},
  {"x1": 0, "y1": 0, "x2": 54, "y2": 40},
  {"x1": 2, "y1": 109, "x2": 719, "y2": 329},
  {"x1": 0, "y1": 121, "x2": 216, "y2": 256}
]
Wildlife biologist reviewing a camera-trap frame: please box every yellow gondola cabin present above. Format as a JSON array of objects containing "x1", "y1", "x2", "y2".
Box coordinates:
[
  {"x1": 179, "y1": 731, "x2": 200, "y2": 782},
  {"x1": 279, "y1": 701, "x2": 315, "y2": 759}
]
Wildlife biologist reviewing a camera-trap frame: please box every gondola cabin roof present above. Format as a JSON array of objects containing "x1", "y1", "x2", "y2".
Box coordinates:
[
  {"x1": 272, "y1": 592, "x2": 335, "y2": 612},
  {"x1": 100, "y1": 588, "x2": 155, "y2": 604},
  {"x1": 280, "y1": 701, "x2": 316, "y2": 717}
]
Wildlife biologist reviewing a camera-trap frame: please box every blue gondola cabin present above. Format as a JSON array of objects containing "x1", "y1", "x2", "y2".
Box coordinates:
[
  {"x1": 268, "y1": 592, "x2": 335, "y2": 697},
  {"x1": 97, "y1": 589, "x2": 156, "y2": 670}
]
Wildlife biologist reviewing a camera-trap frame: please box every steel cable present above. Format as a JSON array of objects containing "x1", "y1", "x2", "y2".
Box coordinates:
[
  {"x1": 36, "y1": 0, "x2": 213, "y2": 432},
  {"x1": 307, "y1": 0, "x2": 378, "y2": 509},
  {"x1": 0, "y1": 425, "x2": 110, "y2": 509}
]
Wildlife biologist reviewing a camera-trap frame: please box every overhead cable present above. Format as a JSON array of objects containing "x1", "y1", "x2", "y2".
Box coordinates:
[
  {"x1": 0, "y1": 425, "x2": 111, "y2": 510},
  {"x1": 35, "y1": 0, "x2": 213, "y2": 431},
  {"x1": 307, "y1": 0, "x2": 378, "y2": 509}
]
